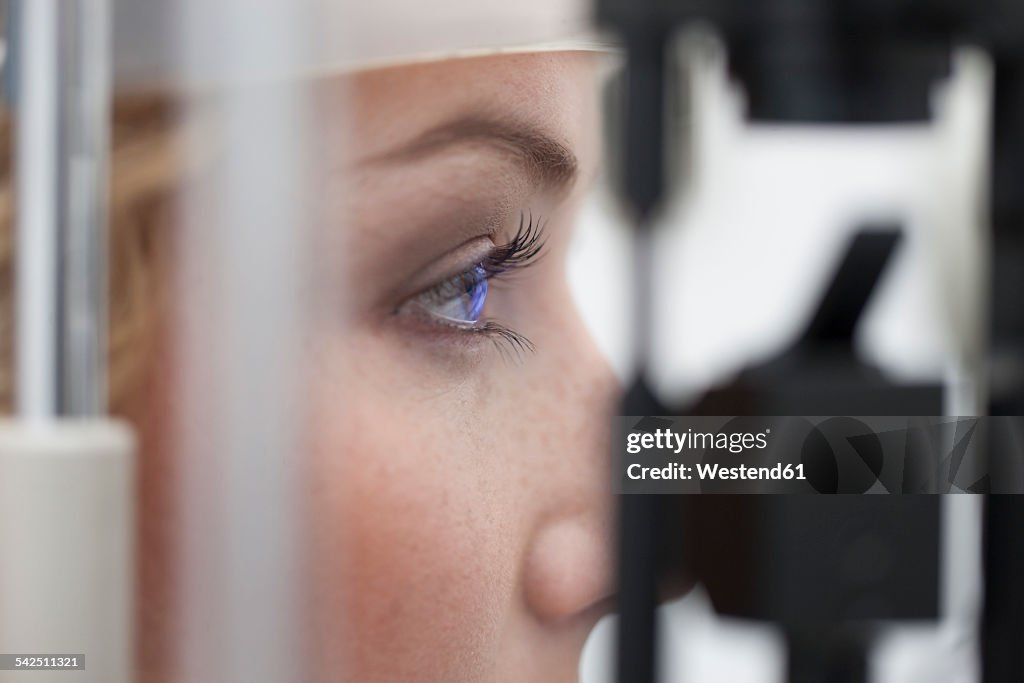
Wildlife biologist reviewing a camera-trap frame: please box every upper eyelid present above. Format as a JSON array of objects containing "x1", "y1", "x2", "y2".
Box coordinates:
[
  {"x1": 390, "y1": 234, "x2": 496, "y2": 310},
  {"x1": 428, "y1": 211, "x2": 548, "y2": 285}
]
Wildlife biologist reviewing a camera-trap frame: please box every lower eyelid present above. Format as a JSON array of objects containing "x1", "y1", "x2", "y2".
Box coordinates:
[
  {"x1": 387, "y1": 308, "x2": 496, "y2": 360},
  {"x1": 394, "y1": 298, "x2": 535, "y2": 358}
]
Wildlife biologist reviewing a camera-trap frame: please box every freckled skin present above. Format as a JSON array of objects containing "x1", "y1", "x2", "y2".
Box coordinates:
[{"x1": 139, "y1": 52, "x2": 617, "y2": 682}]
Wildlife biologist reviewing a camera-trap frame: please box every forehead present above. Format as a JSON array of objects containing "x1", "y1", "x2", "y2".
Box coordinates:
[{"x1": 315, "y1": 52, "x2": 600, "y2": 164}]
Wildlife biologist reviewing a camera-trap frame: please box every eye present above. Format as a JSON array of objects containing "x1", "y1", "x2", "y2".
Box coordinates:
[
  {"x1": 410, "y1": 263, "x2": 489, "y2": 325},
  {"x1": 396, "y1": 211, "x2": 547, "y2": 358}
]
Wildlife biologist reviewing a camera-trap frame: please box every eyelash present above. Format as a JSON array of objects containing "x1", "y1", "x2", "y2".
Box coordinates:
[
  {"x1": 478, "y1": 210, "x2": 547, "y2": 278},
  {"x1": 415, "y1": 211, "x2": 547, "y2": 357}
]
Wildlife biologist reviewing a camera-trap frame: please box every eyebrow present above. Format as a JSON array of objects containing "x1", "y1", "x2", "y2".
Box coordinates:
[{"x1": 367, "y1": 115, "x2": 579, "y2": 193}]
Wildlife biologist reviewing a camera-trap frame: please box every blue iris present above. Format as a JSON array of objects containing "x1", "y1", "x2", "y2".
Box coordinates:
[{"x1": 417, "y1": 264, "x2": 489, "y2": 324}]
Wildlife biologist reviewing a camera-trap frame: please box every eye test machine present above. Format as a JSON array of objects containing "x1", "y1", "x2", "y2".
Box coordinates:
[
  {"x1": 595, "y1": 1, "x2": 1024, "y2": 683},
  {"x1": 0, "y1": 0, "x2": 316, "y2": 680}
]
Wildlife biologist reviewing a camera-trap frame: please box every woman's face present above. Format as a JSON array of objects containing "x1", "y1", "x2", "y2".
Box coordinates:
[
  {"x1": 141, "y1": 50, "x2": 617, "y2": 683},
  {"x1": 307, "y1": 52, "x2": 617, "y2": 681}
]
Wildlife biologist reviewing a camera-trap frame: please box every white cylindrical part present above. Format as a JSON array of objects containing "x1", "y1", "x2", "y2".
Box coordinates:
[{"x1": 0, "y1": 421, "x2": 135, "y2": 683}]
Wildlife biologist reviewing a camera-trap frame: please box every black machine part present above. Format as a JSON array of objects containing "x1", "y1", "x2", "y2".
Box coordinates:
[
  {"x1": 597, "y1": 1, "x2": 1024, "y2": 681},
  {"x1": 616, "y1": 230, "x2": 944, "y2": 683}
]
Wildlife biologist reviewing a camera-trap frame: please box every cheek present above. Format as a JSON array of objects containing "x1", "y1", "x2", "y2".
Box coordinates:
[{"x1": 307, "y1": 363, "x2": 520, "y2": 682}]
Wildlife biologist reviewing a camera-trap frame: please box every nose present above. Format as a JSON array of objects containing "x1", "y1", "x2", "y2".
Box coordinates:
[
  {"x1": 522, "y1": 308, "x2": 618, "y2": 624},
  {"x1": 524, "y1": 515, "x2": 615, "y2": 622}
]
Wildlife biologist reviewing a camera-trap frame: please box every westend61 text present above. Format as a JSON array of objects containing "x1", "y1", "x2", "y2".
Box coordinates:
[{"x1": 627, "y1": 462, "x2": 806, "y2": 481}]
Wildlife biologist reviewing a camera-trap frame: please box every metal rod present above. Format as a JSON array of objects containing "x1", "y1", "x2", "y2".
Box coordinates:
[
  {"x1": 15, "y1": 0, "x2": 60, "y2": 419},
  {"x1": 14, "y1": 0, "x2": 110, "y2": 419},
  {"x1": 58, "y1": 0, "x2": 111, "y2": 416}
]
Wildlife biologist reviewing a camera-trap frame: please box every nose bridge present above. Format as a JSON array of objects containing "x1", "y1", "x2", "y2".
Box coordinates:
[
  {"x1": 520, "y1": 304, "x2": 618, "y2": 623},
  {"x1": 565, "y1": 298, "x2": 618, "y2": 461},
  {"x1": 538, "y1": 281, "x2": 621, "y2": 508},
  {"x1": 529, "y1": 294, "x2": 616, "y2": 493}
]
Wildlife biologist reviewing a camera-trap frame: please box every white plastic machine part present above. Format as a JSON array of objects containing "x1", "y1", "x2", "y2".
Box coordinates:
[
  {"x1": 112, "y1": 0, "x2": 603, "y2": 89},
  {"x1": 0, "y1": 422, "x2": 135, "y2": 683},
  {"x1": 174, "y1": 1, "x2": 313, "y2": 680},
  {"x1": 0, "y1": 0, "x2": 135, "y2": 681}
]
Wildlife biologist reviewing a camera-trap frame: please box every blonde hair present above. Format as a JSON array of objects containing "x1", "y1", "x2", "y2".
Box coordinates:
[{"x1": 0, "y1": 93, "x2": 181, "y2": 414}]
